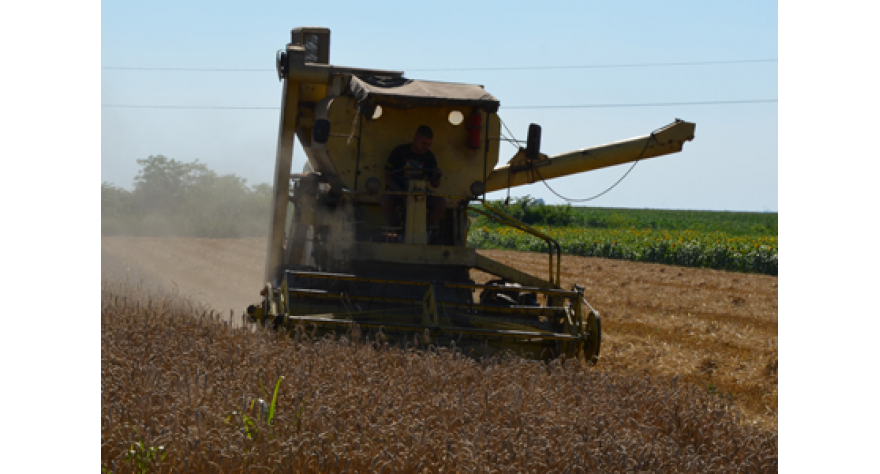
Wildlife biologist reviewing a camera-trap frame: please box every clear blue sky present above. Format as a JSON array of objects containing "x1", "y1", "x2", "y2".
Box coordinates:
[{"x1": 101, "y1": 1, "x2": 778, "y2": 211}]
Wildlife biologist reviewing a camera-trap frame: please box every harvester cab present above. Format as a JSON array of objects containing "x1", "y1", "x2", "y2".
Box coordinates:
[{"x1": 247, "y1": 27, "x2": 696, "y2": 363}]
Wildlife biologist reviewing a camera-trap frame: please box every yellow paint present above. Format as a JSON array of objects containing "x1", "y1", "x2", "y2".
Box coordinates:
[{"x1": 325, "y1": 96, "x2": 500, "y2": 202}]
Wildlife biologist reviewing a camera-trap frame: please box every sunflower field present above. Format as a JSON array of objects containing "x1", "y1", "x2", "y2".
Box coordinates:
[{"x1": 468, "y1": 226, "x2": 777, "y2": 276}]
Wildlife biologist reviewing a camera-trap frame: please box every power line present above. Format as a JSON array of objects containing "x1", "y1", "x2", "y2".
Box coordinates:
[
  {"x1": 101, "y1": 58, "x2": 777, "y2": 73},
  {"x1": 101, "y1": 99, "x2": 777, "y2": 111},
  {"x1": 504, "y1": 99, "x2": 777, "y2": 109},
  {"x1": 103, "y1": 67, "x2": 272, "y2": 72},
  {"x1": 102, "y1": 104, "x2": 275, "y2": 110},
  {"x1": 410, "y1": 58, "x2": 777, "y2": 72}
]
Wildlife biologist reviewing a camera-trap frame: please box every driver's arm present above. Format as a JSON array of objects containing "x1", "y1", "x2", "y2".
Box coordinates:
[
  {"x1": 385, "y1": 168, "x2": 402, "y2": 192},
  {"x1": 429, "y1": 168, "x2": 442, "y2": 188}
]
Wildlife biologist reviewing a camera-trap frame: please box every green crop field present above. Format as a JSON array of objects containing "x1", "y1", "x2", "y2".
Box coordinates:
[{"x1": 467, "y1": 198, "x2": 778, "y2": 275}]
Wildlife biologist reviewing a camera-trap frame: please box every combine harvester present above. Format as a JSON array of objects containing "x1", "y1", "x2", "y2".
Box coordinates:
[{"x1": 248, "y1": 27, "x2": 696, "y2": 363}]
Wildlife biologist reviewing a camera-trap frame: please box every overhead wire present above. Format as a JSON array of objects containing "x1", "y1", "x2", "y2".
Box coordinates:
[
  {"x1": 102, "y1": 59, "x2": 776, "y2": 111},
  {"x1": 101, "y1": 104, "x2": 275, "y2": 110},
  {"x1": 409, "y1": 58, "x2": 777, "y2": 71},
  {"x1": 504, "y1": 99, "x2": 777, "y2": 109},
  {"x1": 102, "y1": 58, "x2": 773, "y2": 205},
  {"x1": 101, "y1": 58, "x2": 777, "y2": 72},
  {"x1": 101, "y1": 99, "x2": 777, "y2": 110},
  {"x1": 102, "y1": 67, "x2": 271, "y2": 72}
]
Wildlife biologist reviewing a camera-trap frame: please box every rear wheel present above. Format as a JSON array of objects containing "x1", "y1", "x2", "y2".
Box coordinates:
[{"x1": 582, "y1": 311, "x2": 601, "y2": 364}]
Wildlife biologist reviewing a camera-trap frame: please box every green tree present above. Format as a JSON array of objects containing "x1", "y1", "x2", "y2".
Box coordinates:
[
  {"x1": 102, "y1": 155, "x2": 272, "y2": 237},
  {"x1": 474, "y1": 195, "x2": 574, "y2": 227},
  {"x1": 133, "y1": 155, "x2": 214, "y2": 214},
  {"x1": 101, "y1": 181, "x2": 133, "y2": 216}
]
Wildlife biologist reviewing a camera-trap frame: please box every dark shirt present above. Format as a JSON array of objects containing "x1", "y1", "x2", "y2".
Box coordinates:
[{"x1": 385, "y1": 144, "x2": 438, "y2": 190}]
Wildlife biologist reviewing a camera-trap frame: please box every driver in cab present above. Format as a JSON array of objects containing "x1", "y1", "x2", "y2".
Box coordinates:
[{"x1": 381, "y1": 125, "x2": 446, "y2": 229}]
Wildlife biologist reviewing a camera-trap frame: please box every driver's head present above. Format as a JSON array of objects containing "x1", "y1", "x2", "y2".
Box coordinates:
[{"x1": 411, "y1": 125, "x2": 434, "y2": 154}]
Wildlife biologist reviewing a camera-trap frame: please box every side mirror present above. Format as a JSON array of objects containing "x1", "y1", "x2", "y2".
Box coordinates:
[
  {"x1": 275, "y1": 50, "x2": 288, "y2": 81},
  {"x1": 525, "y1": 123, "x2": 541, "y2": 161}
]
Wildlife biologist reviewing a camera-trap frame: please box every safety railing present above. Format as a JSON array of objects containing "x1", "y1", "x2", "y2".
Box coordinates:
[{"x1": 467, "y1": 201, "x2": 562, "y2": 288}]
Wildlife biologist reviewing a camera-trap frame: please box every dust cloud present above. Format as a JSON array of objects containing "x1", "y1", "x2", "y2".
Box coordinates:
[{"x1": 101, "y1": 236, "x2": 266, "y2": 320}]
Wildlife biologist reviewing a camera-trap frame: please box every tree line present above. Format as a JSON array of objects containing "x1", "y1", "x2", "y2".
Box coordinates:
[{"x1": 102, "y1": 155, "x2": 272, "y2": 237}]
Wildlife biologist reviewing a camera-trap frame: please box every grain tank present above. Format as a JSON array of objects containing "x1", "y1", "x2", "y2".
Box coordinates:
[{"x1": 247, "y1": 27, "x2": 696, "y2": 363}]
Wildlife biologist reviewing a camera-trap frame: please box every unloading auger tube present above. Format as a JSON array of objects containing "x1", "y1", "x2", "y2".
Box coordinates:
[{"x1": 245, "y1": 26, "x2": 696, "y2": 364}]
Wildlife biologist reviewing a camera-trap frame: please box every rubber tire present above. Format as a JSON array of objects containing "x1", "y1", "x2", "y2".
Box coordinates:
[{"x1": 583, "y1": 311, "x2": 601, "y2": 365}]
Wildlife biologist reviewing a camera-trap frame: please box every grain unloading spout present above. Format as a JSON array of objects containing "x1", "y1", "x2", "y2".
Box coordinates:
[{"x1": 484, "y1": 119, "x2": 696, "y2": 193}]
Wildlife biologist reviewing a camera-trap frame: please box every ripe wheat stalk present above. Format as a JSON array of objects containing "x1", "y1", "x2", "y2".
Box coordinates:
[{"x1": 101, "y1": 279, "x2": 776, "y2": 473}]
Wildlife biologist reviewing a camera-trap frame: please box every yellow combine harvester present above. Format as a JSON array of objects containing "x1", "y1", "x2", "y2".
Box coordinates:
[{"x1": 247, "y1": 27, "x2": 696, "y2": 363}]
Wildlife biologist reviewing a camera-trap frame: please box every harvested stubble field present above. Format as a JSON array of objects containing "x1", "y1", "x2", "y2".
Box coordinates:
[{"x1": 101, "y1": 237, "x2": 777, "y2": 472}]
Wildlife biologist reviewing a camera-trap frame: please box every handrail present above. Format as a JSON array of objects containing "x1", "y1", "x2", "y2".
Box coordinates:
[{"x1": 467, "y1": 201, "x2": 562, "y2": 287}]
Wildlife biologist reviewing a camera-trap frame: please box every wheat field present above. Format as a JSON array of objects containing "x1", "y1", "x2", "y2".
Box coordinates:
[{"x1": 101, "y1": 237, "x2": 777, "y2": 472}]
